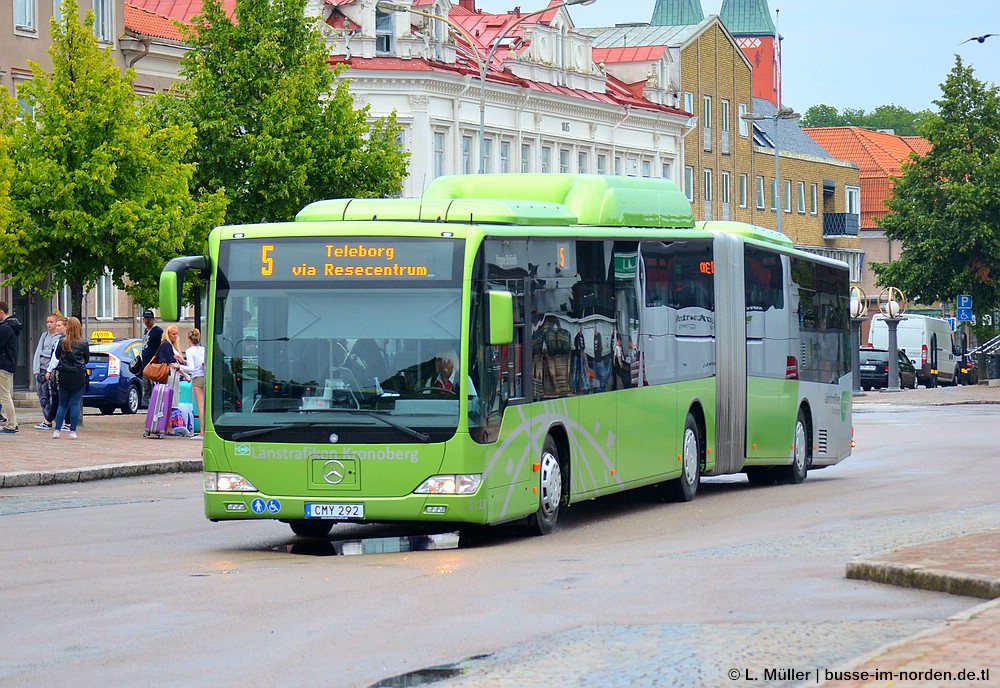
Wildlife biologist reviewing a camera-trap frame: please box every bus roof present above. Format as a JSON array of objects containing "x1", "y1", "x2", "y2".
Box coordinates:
[
  {"x1": 696, "y1": 220, "x2": 795, "y2": 250},
  {"x1": 296, "y1": 174, "x2": 695, "y2": 229}
]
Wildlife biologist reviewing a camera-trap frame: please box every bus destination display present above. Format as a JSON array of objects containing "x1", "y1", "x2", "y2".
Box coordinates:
[{"x1": 223, "y1": 238, "x2": 457, "y2": 282}]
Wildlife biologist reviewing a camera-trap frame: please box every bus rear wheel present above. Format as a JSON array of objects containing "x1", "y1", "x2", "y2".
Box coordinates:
[
  {"x1": 775, "y1": 409, "x2": 809, "y2": 485},
  {"x1": 665, "y1": 413, "x2": 701, "y2": 502},
  {"x1": 525, "y1": 436, "x2": 563, "y2": 536},
  {"x1": 289, "y1": 520, "x2": 334, "y2": 538}
]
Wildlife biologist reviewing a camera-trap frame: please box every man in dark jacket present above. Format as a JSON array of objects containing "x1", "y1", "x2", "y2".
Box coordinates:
[
  {"x1": 0, "y1": 301, "x2": 23, "y2": 434},
  {"x1": 139, "y1": 309, "x2": 163, "y2": 405}
]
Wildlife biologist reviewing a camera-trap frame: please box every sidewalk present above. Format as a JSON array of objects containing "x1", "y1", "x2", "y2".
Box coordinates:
[
  {"x1": 0, "y1": 407, "x2": 202, "y2": 488},
  {"x1": 2, "y1": 384, "x2": 999, "y2": 687}
]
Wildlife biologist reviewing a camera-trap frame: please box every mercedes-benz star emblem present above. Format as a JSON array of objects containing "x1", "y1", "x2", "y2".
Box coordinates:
[{"x1": 323, "y1": 460, "x2": 346, "y2": 485}]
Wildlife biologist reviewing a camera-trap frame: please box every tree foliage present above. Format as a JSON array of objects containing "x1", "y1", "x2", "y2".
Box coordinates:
[
  {"x1": 0, "y1": 0, "x2": 227, "y2": 312},
  {"x1": 800, "y1": 103, "x2": 932, "y2": 135},
  {"x1": 873, "y1": 57, "x2": 1000, "y2": 319},
  {"x1": 158, "y1": 0, "x2": 409, "y2": 225}
]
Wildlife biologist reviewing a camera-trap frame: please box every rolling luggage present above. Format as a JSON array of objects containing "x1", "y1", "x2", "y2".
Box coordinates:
[{"x1": 144, "y1": 382, "x2": 173, "y2": 438}]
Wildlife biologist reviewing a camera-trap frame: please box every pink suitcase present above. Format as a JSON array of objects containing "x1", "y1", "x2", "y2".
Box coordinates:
[{"x1": 144, "y1": 383, "x2": 173, "y2": 438}]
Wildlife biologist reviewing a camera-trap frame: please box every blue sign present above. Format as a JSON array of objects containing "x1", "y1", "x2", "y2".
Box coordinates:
[
  {"x1": 267, "y1": 499, "x2": 281, "y2": 514},
  {"x1": 251, "y1": 498, "x2": 266, "y2": 514},
  {"x1": 957, "y1": 294, "x2": 972, "y2": 309},
  {"x1": 957, "y1": 308, "x2": 973, "y2": 322}
]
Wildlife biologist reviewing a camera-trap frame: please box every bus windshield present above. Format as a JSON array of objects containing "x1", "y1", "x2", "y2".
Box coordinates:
[{"x1": 212, "y1": 237, "x2": 465, "y2": 443}]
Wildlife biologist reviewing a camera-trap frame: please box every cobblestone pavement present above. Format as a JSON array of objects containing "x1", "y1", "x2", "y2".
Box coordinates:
[{"x1": 4, "y1": 383, "x2": 1000, "y2": 688}]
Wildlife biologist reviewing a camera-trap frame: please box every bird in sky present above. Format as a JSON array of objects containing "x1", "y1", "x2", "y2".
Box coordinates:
[{"x1": 960, "y1": 34, "x2": 996, "y2": 44}]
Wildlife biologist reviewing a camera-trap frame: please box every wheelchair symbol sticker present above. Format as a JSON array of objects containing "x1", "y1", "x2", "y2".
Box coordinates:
[{"x1": 266, "y1": 499, "x2": 281, "y2": 514}]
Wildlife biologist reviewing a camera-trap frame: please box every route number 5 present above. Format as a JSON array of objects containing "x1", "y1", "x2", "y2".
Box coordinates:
[{"x1": 261, "y1": 245, "x2": 274, "y2": 277}]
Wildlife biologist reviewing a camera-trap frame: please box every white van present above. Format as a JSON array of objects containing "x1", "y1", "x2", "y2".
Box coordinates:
[{"x1": 868, "y1": 313, "x2": 957, "y2": 386}]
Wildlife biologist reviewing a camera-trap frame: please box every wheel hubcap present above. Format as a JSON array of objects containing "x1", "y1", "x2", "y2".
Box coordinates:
[
  {"x1": 538, "y1": 451, "x2": 562, "y2": 518},
  {"x1": 682, "y1": 428, "x2": 698, "y2": 484},
  {"x1": 794, "y1": 421, "x2": 807, "y2": 470}
]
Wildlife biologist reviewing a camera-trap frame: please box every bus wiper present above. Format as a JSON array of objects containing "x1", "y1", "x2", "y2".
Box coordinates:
[
  {"x1": 232, "y1": 424, "x2": 296, "y2": 441},
  {"x1": 348, "y1": 410, "x2": 431, "y2": 443}
]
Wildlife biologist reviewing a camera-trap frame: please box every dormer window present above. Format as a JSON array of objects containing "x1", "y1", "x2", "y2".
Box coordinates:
[{"x1": 376, "y1": 8, "x2": 394, "y2": 55}]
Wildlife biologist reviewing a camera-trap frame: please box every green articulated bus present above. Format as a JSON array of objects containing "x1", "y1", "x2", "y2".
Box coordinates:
[{"x1": 160, "y1": 174, "x2": 853, "y2": 538}]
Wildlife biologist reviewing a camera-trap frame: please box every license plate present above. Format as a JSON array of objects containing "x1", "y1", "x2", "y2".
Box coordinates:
[
  {"x1": 860, "y1": 365, "x2": 876, "y2": 371},
  {"x1": 305, "y1": 503, "x2": 364, "y2": 519}
]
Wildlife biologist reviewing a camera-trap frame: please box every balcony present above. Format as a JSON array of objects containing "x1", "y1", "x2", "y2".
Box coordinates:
[{"x1": 823, "y1": 213, "x2": 860, "y2": 237}]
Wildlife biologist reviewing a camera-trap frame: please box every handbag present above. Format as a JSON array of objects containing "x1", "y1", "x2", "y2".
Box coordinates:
[
  {"x1": 128, "y1": 355, "x2": 143, "y2": 376},
  {"x1": 143, "y1": 360, "x2": 171, "y2": 384}
]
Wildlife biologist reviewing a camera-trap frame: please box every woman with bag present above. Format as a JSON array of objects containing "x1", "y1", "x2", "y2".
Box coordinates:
[{"x1": 51, "y1": 317, "x2": 90, "y2": 440}]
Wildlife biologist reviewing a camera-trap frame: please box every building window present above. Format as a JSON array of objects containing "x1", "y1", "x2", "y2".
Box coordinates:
[
  {"x1": 93, "y1": 0, "x2": 113, "y2": 41},
  {"x1": 770, "y1": 178, "x2": 777, "y2": 210},
  {"x1": 662, "y1": 161, "x2": 672, "y2": 180},
  {"x1": 684, "y1": 166, "x2": 695, "y2": 202},
  {"x1": 578, "y1": 151, "x2": 588, "y2": 173},
  {"x1": 739, "y1": 173, "x2": 748, "y2": 208},
  {"x1": 615, "y1": 156, "x2": 622, "y2": 175},
  {"x1": 15, "y1": 0, "x2": 36, "y2": 30},
  {"x1": 703, "y1": 169, "x2": 713, "y2": 201},
  {"x1": 375, "y1": 8, "x2": 394, "y2": 54},
  {"x1": 797, "y1": 181, "x2": 806, "y2": 213},
  {"x1": 642, "y1": 160, "x2": 651, "y2": 178},
  {"x1": 702, "y1": 96, "x2": 712, "y2": 151},
  {"x1": 784, "y1": 179, "x2": 792, "y2": 212},
  {"x1": 559, "y1": 148, "x2": 570, "y2": 173},
  {"x1": 738, "y1": 103, "x2": 748, "y2": 137},
  {"x1": 462, "y1": 136, "x2": 473, "y2": 175},
  {"x1": 846, "y1": 185, "x2": 861, "y2": 217},
  {"x1": 684, "y1": 91, "x2": 694, "y2": 114},
  {"x1": 541, "y1": 146, "x2": 552, "y2": 173},
  {"x1": 521, "y1": 142, "x2": 532, "y2": 172},
  {"x1": 500, "y1": 141, "x2": 511, "y2": 173},
  {"x1": 96, "y1": 270, "x2": 115, "y2": 319},
  {"x1": 53, "y1": 0, "x2": 62, "y2": 23},
  {"x1": 755, "y1": 176, "x2": 765, "y2": 209},
  {"x1": 810, "y1": 182, "x2": 818, "y2": 215},
  {"x1": 597, "y1": 153, "x2": 607, "y2": 175},
  {"x1": 721, "y1": 171, "x2": 731, "y2": 204},
  {"x1": 433, "y1": 132, "x2": 445, "y2": 178},
  {"x1": 720, "y1": 99, "x2": 731, "y2": 153}
]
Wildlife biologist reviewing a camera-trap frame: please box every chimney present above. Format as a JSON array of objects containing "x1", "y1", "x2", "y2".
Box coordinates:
[{"x1": 459, "y1": 0, "x2": 477, "y2": 11}]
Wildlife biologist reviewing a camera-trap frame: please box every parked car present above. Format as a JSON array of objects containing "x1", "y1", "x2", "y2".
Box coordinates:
[
  {"x1": 84, "y1": 338, "x2": 144, "y2": 414},
  {"x1": 957, "y1": 351, "x2": 979, "y2": 386},
  {"x1": 859, "y1": 348, "x2": 918, "y2": 391}
]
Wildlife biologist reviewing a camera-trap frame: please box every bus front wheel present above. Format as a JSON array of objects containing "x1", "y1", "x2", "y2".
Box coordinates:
[
  {"x1": 775, "y1": 409, "x2": 809, "y2": 485},
  {"x1": 665, "y1": 413, "x2": 701, "y2": 502},
  {"x1": 526, "y1": 436, "x2": 563, "y2": 536}
]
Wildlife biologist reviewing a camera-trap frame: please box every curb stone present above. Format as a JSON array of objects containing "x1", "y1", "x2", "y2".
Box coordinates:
[{"x1": 1, "y1": 459, "x2": 202, "y2": 488}]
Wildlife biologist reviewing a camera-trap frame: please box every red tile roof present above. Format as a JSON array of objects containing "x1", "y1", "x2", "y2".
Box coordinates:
[
  {"x1": 125, "y1": 2, "x2": 185, "y2": 41},
  {"x1": 592, "y1": 45, "x2": 667, "y2": 64},
  {"x1": 804, "y1": 127, "x2": 930, "y2": 228},
  {"x1": 128, "y1": 0, "x2": 236, "y2": 23}
]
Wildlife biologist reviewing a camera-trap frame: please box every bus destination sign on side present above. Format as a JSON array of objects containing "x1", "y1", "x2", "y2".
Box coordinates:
[{"x1": 223, "y1": 238, "x2": 458, "y2": 282}]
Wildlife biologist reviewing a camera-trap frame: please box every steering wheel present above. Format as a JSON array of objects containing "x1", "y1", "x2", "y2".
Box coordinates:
[{"x1": 419, "y1": 386, "x2": 457, "y2": 397}]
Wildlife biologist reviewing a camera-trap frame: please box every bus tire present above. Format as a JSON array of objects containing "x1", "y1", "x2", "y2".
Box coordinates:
[
  {"x1": 526, "y1": 436, "x2": 563, "y2": 536},
  {"x1": 666, "y1": 413, "x2": 701, "y2": 502},
  {"x1": 776, "y1": 409, "x2": 809, "y2": 485},
  {"x1": 745, "y1": 466, "x2": 777, "y2": 486},
  {"x1": 289, "y1": 520, "x2": 334, "y2": 538}
]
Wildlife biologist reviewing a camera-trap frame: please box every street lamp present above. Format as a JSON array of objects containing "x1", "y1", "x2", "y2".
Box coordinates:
[
  {"x1": 741, "y1": 105, "x2": 800, "y2": 233},
  {"x1": 878, "y1": 287, "x2": 907, "y2": 392},
  {"x1": 850, "y1": 286, "x2": 868, "y2": 394},
  {"x1": 378, "y1": 0, "x2": 597, "y2": 174}
]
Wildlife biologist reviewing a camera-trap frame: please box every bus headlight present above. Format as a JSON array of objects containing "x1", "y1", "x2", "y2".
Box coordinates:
[
  {"x1": 414, "y1": 474, "x2": 482, "y2": 495},
  {"x1": 204, "y1": 471, "x2": 258, "y2": 492}
]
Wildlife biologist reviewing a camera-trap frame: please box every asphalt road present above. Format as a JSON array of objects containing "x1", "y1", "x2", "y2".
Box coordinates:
[{"x1": 2, "y1": 404, "x2": 998, "y2": 687}]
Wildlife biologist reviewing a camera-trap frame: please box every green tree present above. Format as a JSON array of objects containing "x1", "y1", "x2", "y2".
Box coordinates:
[
  {"x1": 799, "y1": 103, "x2": 932, "y2": 135},
  {"x1": 0, "y1": 0, "x2": 227, "y2": 314},
  {"x1": 160, "y1": 0, "x2": 409, "y2": 225},
  {"x1": 873, "y1": 57, "x2": 1000, "y2": 319},
  {"x1": 0, "y1": 98, "x2": 14, "y2": 234}
]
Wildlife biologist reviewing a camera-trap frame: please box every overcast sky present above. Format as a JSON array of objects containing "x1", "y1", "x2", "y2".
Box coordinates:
[{"x1": 474, "y1": 0, "x2": 1000, "y2": 113}]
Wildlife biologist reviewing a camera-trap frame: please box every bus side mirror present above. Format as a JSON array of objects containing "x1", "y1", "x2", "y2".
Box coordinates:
[
  {"x1": 487, "y1": 291, "x2": 514, "y2": 346},
  {"x1": 159, "y1": 256, "x2": 208, "y2": 321}
]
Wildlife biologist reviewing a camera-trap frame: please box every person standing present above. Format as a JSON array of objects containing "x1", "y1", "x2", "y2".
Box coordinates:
[
  {"x1": 0, "y1": 301, "x2": 23, "y2": 434},
  {"x1": 43, "y1": 317, "x2": 68, "y2": 430},
  {"x1": 51, "y1": 317, "x2": 90, "y2": 440},
  {"x1": 32, "y1": 310, "x2": 61, "y2": 429},
  {"x1": 139, "y1": 309, "x2": 162, "y2": 406},
  {"x1": 180, "y1": 328, "x2": 206, "y2": 439}
]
